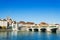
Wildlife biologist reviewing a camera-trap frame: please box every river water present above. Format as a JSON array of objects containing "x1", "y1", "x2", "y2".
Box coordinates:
[{"x1": 0, "y1": 31, "x2": 60, "y2": 40}]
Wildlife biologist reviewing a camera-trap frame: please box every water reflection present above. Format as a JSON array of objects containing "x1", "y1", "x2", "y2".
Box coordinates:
[
  {"x1": 0, "y1": 32, "x2": 7, "y2": 40},
  {"x1": 0, "y1": 31, "x2": 60, "y2": 40},
  {"x1": 47, "y1": 33, "x2": 60, "y2": 40}
]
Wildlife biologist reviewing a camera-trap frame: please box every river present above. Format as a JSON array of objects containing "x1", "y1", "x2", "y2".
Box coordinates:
[{"x1": 0, "y1": 31, "x2": 60, "y2": 40}]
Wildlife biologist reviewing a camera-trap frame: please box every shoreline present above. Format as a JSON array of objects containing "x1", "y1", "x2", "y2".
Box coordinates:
[{"x1": 0, "y1": 29, "x2": 59, "y2": 32}]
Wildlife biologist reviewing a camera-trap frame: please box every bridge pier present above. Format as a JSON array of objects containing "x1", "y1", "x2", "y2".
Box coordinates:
[{"x1": 46, "y1": 27, "x2": 51, "y2": 32}]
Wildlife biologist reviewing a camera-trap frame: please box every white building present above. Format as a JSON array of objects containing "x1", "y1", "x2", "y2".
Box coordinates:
[
  {"x1": 0, "y1": 19, "x2": 7, "y2": 28},
  {"x1": 12, "y1": 21, "x2": 18, "y2": 31}
]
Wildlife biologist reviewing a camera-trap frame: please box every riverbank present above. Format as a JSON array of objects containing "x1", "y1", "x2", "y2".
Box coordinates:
[{"x1": 0, "y1": 29, "x2": 12, "y2": 32}]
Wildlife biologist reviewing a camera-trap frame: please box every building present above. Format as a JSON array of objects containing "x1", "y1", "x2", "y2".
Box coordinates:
[
  {"x1": 6, "y1": 17, "x2": 12, "y2": 25},
  {"x1": 25, "y1": 22, "x2": 35, "y2": 28},
  {"x1": 18, "y1": 21, "x2": 26, "y2": 31},
  {"x1": 0, "y1": 19, "x2": 7, "y2": 29},
  {"x1": 0, "y1": 17, "x2": 13, "y2": 29},
  {"x1": 18, "y1": 21, "x2": 26, "y2": 27},
  {"x1": 39, "y1": 22, "x2": 48, "y2": 28},
  {"x1": 12, "y1": 21, "x2": 18, "y2": 31},
  {"x1": 18, "y1": 21, "x2": 35, "y2": 31},
  {"x1": 6, "y1": 17, "x2": 13, "y2": 29}
]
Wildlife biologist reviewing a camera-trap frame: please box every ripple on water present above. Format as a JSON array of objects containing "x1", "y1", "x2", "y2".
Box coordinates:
[{"x1": 0, "y1": 31, "x2": 60, "y2": 40}]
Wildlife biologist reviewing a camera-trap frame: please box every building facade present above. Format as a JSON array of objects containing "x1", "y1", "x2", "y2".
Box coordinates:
[{"x1": 0, "y1": 19, "x2": 7, "y2": 29}]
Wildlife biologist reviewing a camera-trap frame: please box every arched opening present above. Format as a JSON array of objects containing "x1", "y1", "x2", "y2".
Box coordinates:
[
  {"x1": 34, "y1": 29, "x2": 38, "y2": 32},
  {"x1": 29, "y1": 29, "x2": 32, "y2": 31},
  {"x1": 0, "y1": 26, "x2": 2, "y2": 29},
  {"x1": 51, "y1": 28, "x2": 57, "y2": 33},
  {"x1": 40, "y1": 28, "x2": 46, "y2": 32}
]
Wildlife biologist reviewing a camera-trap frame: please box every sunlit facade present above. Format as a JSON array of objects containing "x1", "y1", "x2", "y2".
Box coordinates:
[{"x1": 0, "y1": 19, "x2": 7, "y2": 29}]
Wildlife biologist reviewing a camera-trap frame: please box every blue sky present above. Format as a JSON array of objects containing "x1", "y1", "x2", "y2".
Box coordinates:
[{"x1": 0, "y1": 0, "x2": 60, "y2": 24}]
